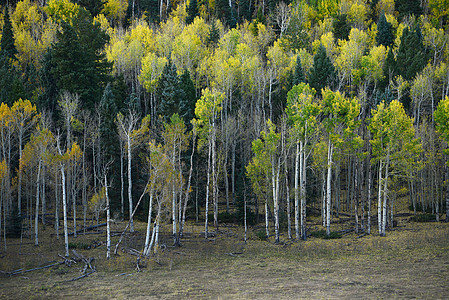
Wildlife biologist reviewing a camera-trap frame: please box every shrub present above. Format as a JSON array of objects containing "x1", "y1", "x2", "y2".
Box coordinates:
[{"x1": 255, "y1": 229, "x2": 267, "y2": 241}]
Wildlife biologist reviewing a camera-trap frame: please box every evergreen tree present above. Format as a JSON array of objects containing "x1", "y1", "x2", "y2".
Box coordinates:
[
  {"x1": 0, "y1": 8, "x2": 17, "y2": 61},
  {"x1": 186, "y1": 0, "x2": 199, "y2": 24},
  {"x1": 395, "y1": 0, "x2": 422, "y2": 21},
  {"x1": 380, "y1": 47, "x2": 396, "y2": 90},
  {"x1": 308, "y1": 44, "x2": 336, "y2": 96},
  {"x1": 215, "y1": 0, "x2": 232, "y2": 27},
  {"x1": 207, "y1": 21, "x2": 220, "y2": 47},
  {"x1": 156, "y1": 60, "x2": 185, "y2": 120},
  {"x1": 0, "y1": 8, "x2": 21, "y2": 106},
  {"x1": 78, "y1": 0, "x2": 105, "y2": 17},
  {"x1": 100, "y1": 83, "x2": 119, "y2": 158},
  {"x1": 332, "y1": 14, "x2": 351, "y2": 41},
  {"x1": 38, "y1": 49, "x2": 59, "y2": 120},
  {"x1": 50, "y1": 8, "x2": 112, "y2": 111},
  {"x1": 179, "y1": 69, "x2": 197, "y2": 126},
  {"x1": 376, "y1": 13, "x2": 394, "y2": 47},
  {"x1": 292, "y1": 55, "x2": 306, "y2": 86},
  {"x1": 396, "y1": 26, "x2": 428, "y2": 81}
]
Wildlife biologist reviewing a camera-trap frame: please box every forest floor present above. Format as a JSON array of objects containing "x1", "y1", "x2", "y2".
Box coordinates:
[{"x1": 0, "y1": 214, "x2": 448, "y2": 299}]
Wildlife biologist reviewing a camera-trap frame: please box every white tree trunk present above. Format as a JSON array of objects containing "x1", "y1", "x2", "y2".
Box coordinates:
[
  {"x1": 144, "y1": 191, "x2": 154, "y2": 256},
  {"x1": 61, "y1": 164, "x2": 69, "y2": 257},
  {"x1": 295, "y1": 142, "x2": 300, "y2": 239},
  {"x1": 205, "y1": 140, "x2": 211, "y2": 238},
  {"x1": 105, "y1": 173, "x2": 111, "y2": 259},
  {"x1": 272, "y1": 161, "x2": 279, "y2": 244},
  {"x1": 300, "y1": 141, "x2": 307, "y2": 240},
  {"x1": 381, "y1": 157, "x2": 390, "y2": 236},
  {"x1": 378, "y1": 161, "x2": 383, "y2": 235},
  {"x1": 265, "y1": 201, "x2": 269, "y2": 238},
  {"x1": 35, "y1": 160, "x2": 41, "y2": 246},
  {"x1": 128, "y1": 136, "x2": 134, "y2": 232},
  {"x1": 326, "y1": 143, "x2": 333, "y2": 236}
]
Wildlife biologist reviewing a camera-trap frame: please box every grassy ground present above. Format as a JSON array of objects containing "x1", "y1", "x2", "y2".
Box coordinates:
[{"x1": 0, "y1": 216, "x2": 448, "y2": 299}]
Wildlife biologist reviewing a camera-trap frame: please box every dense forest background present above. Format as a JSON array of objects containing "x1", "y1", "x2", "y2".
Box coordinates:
[{"x1": 1, "y1": 0, "x2": 449, "y2": 254}]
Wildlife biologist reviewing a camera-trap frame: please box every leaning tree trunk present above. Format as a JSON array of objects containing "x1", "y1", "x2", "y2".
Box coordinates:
[{"x1": 144, "y1": 190, "x2": 154, "y2": 256}]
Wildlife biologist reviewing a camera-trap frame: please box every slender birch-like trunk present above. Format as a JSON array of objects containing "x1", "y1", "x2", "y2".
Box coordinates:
[
  {"x1": 144, "y1": 191, "x2": 154, "y2": 256},
  {"x1": 105, "y1": 173, "x2": 111, "y2": 259},
  {"x1": 61, "y1": 164, "x2": 69, "y2": 257},
  {"x1": 294, "y1": 142, "x2": 300, "y2": 239},
  {"x1": 301, "y1": 141, "x2": 307, "y2": 240},
  {"x1": 378, "y1": 161, "x2": 383, "y2": 235},
  {"x1": 326, "y1": 143, "x2": 333, "y2": 236},
  {"x1": 204, "y1": 139, "x2": 211, "y2": 238},
  {"x1": 128, "y1": 136, "x2": 134, "y2": 232},
  {"x1": 35, "y1": 160, "x2": 41, "y2": 246}
]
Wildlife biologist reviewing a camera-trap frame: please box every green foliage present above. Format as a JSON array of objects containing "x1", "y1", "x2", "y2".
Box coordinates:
[
  {"x1": 207, "y1": 20, "x2": 220, "y2": 47},
  {"x1": 179, "y1": 69, "x2": 197, "y2": 126},
  {"x1": 395, "y1": 26, "x2": 428, "y2": 81},
  {"x1": 376, "y1": 13, "x2": 394, "y2": 47},
  {"x1": 100, "y1": 82, "x2": 119, "y2": 158},
  {"x1": 395, "y1": 0, "x2": 423, "y2": 21},
  {"x1": 411, "y1": 213, "x2": 438, "y2": 223},
  {"x1": 332, "y1": 14, "x2": 351, "y2": 41},
  {"x1": 49, "y1": 8, "x2": 112, "y2": 111},
  {"x1": 434, "y1": 96, "x2": 449, "y2": 149},
  {"x1": 157, "y1": 59, "x2": 185, "y2": 121},
  {"x1": 186, "y1": 0, "x2": 199, "y2": 24},
  {"x1": 0, "y1": 8, "x2": 17, "y2": 61},
  {"x1": 309, "y1": 44, "x2": 336, "y2": 95},
  {"x1": 280, "y1": 5, "x2": 309, "y2": 51},
  {"x1": 255, "y1": 229, "x2": 268, "y2": 241},
  {"x1": 292, "y1": 55, "x2": 306, "y2": 86}
]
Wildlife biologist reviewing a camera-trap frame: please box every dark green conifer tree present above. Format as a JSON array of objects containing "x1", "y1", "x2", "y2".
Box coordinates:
[
  {"x1": 332, "y1": 14, "x2": 351, "y2": 41},
  {"x1": 0, "y1": 8, "x2": 17, "y2": 61},
  {"x1": 50, "y1": 8, "x2": 112, "y2": 111},
  {"x1": 292, "y1": 55, "x2": 306, "y2": 86},
  {"x1": 0, "y1": 8, "x2": 20, "y2": 105},
  {"x1": 380, "y1": 47, "x2": 396, "y2": 90},
  {"x1": 179, "y1": 69, "x2": 196, "y2": 126},
  {"x1": 395, "y1": 26, "x2": 428, "y2": 81},
  {"x1": 207, "y1": 21, "x2": 220, "y2": 47},
  {"x1": 395, "y1": 0, "x2": 422, "y2": 21},
  {"x1": 100, "y1": 83, "x2": 119, "y2": 157},
  {"x1": 376, "y1": 13, "x2": 394, "y2": 47},
  {"x1": 308, "y1": 44, "x2": 336, "y2": 96},
  {"x1": 156, "y1": 60, "x2": 185, "y2": 120},
  {"x1": 186, "y1": 0, "x2": 199, "y2": 24}
]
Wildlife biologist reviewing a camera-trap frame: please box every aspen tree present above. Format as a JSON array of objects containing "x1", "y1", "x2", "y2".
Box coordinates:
[
  {"x1": 247, "y1": 120, "x2": 282, "y2": 243},
  {"x1": 321, "y1": 89, "x2": 360, "y2": 237},
  {"x1": 286, "y1": 83, "x2": 320, "y2": 240},
  {"x1": 11, "y1": 99, "x2": 39, "y2": 215},
  {"x1": 435, "y1": 96, "x2": 449, "y2": 222},
  {"x1": 116, "y1": 111, "x2": 150, "y2": 232},
  {"x1": 369, "y1": 100, "x2": 421, "y2": 236},
  {"x1": 192, "y1": 88, "x2": 223, "y2": 237}
]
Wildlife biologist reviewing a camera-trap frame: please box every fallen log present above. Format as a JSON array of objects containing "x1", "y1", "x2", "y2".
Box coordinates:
[
  {"x1": 68, "y1": 223, "x2": 107, "y2": 236},
  {"x1": 6, "y1": 261, "x2": 64, "y2": 276}
]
